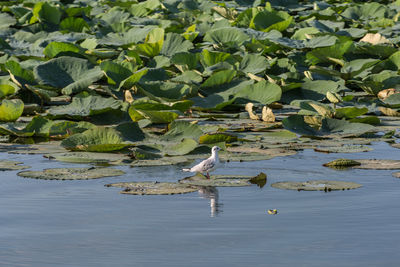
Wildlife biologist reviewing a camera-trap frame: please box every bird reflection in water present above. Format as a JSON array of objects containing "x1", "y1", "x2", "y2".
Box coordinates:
[{"x1": 198, "y1": 186, "x2": 222, "y2": 217}]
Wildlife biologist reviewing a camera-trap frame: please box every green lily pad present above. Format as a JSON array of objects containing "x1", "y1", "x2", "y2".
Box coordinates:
[
  {"x1": 323, "y1": 159, "x2": 362, "y2": 168},
  {"x1": 105, "y1": 182, "x2": 198, "y2": 195},
  {"x1": 33, "y1": 56, "x2": 104, "y2": 95},
  {"x1": 271, "y1": 180, "x2": 362, "y2": 191},
  {"x1": 283, "y1": 115, "x2": 375, "y2": 137},
  {"x1": 18, "y1": 167, "x2": 125, "y2": 180},
  {"x1": 0, "y1": 99, "x2": 24, "y2": 122},
  {"x1": 0, "y1": 160, "x2": 30, "y2": 171},
  {"x1": 179, "y1": 172, "x2": 266, "y2": 187},
  {"x1": 314, "y1": 145, "x2": 373, "y2": 153},
  {"x1": 61, "y1": 127, "x2": 128, "y2": 152},
  {"x1": 48, "y1": 95, "x2": 122, "y2": 119}
]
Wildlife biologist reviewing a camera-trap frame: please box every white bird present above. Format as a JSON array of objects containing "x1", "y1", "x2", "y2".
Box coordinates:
[{"x1": 182, "y1": 146, "x2": 221, "y2": 179}]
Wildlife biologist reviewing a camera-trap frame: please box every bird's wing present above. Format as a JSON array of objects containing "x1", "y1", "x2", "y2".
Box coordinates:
[{"x1": 192, "y1": 157, "x2": 215, "y2": 172}]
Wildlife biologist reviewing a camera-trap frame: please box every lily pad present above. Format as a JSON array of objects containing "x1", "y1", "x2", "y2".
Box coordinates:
[
  {"x1": 0, "y1": 99, "x2": 24, "y2": 122},
  {"x1": 179, "y1": 172, "x2": 266, "y2": 187},
  {"x1": 323, "y1": 159, "x2": 362, "y2": 168},
  {"x1": 61, "y1": 127, "x2": 128, "y2": 152},
  {"x1": 354, "y1": 159, "x2": 400, "y2": 170},
  {"x1": 48, "y1": 95, "x2": 122, "y2": 119},
  {"x1": 33, "y1": 56, "x2": 104, "y2": 95},
  {"x1": 18, "y1": 167, "x2": 125, "y2": 180},
  {"x1": 271, "y1": 180, "x2": 362, "y2": 191},
  {"x1": 314, "y1": 145, "x2": 373, "y2": 153},
  {"x1": 45, "y1": 152, "x2": 130, "y2": 165},
  {"x1": 0, "y1": 160, "x2": 30, "y2": 171},
  {"x1": 130, "y1": 156, "x2": 190, "y2": 167},
  {"x1": 105, "y1": 182, "x2": 198, "y2": 195}
]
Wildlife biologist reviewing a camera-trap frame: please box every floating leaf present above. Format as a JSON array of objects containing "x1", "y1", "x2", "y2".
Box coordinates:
[
  {"x1": 43, "y1": 42, "x2": 83, "y2": 58},
  {"x1": 18, "y1": 167, "x2": 125, "y2": 180},
  {"x1": 61, "y1": 127, "x2": 128, "y2": 152},
  {"x1": 354, "y1": 159, "x2": 400, "y2": 170},
  {"x1": 271, "y1": 180, "x2": 362, "y2": 191},
  {"x1": 179, "y1": 173, "x2": 266, "y2": 187},
  {"x1": 283, "y1": 115, "x2": 375, "y2": 137},
  {"x1": 30, "y1": 2, "x2": 61, "y2": 25},
  {"x1": 203, "y1": 27, "x2": 249, "y2": 47},
  {"x1": 199, "y1": 133, "x2": 237, "y2": 144},
  {"x1": 316, "y1": 146, "x2": 372, "y2": 154},
  {"x1": 0, "y1": 160, "x2": 30, "y2": 171},
  {"x1": 235, "y1": 81, "x2": 282, "y2": 105},
  {"x1": 33, "y1": 56, "x2": 104, "y2": 95},
  {"x1": 106, "y1": 182, "x2": 197, "y2": 195},
  {"x1": 251, "y1": 9, "x2": 293, "y2": 32},
  {"x1": 48, "y1": 95, "x2": 122, "y2": 119},
  {"x1": 323, "y1": 158, "x2": 361, "y2": 168},
  {"x1": 0, "y1": 99, "x2": 24, "y2": 122}
]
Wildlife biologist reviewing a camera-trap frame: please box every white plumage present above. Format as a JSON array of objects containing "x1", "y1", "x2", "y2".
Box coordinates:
[{"x1": 182, "y1": 146, "x2": 221, "y2": 179}]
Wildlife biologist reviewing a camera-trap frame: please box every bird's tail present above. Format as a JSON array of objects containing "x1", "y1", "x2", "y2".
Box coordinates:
[{"x1": 182, "y1": 168, "x2": 191, "y2": 172}]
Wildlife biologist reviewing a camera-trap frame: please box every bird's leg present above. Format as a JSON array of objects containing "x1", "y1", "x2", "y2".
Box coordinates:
[{"x1": 206, "y1": 172, "x2": 210, "y2": 179}]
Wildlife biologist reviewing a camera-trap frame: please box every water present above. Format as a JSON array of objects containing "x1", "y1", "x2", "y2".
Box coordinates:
[{"x1": 0, "y1": 142, "x2": 399, "y2": 267}]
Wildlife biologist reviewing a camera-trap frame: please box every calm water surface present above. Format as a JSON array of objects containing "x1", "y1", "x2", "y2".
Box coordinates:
[{"x1": 0, "y1": 142, "x2": 399, "y2": 267}]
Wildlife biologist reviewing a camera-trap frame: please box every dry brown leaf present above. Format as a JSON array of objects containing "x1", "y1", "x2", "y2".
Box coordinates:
[
  {"x1": 245, "y1": 103, "x2": 260, "y2": 120},
  {"x1": 377, "y1": 88, "x2": 397, "y2": 100},
  {"x1": 309, "y1": 103, "x2": 334, "y2": 118},
  {"x1": 304, "y1": 116, "x2": 321, "y2": 127},
  {"x1": 262, "y1": 106, "x2": 275, "y2": 122},
  {"x1": 124, "y1": 90, "x2": 134, "y2": 103},
  {"x1": 360, "y1": 33, "x2": 390, "y2": 45},
  {"x1": 379, "y1": 107, "x2": 400, "y2": 117},
  {"x1": 247, "y1": 73, "x2": 264, "y2": 82}
]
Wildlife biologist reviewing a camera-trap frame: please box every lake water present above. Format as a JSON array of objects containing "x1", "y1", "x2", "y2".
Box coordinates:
[{"x1": 0, "y1": 142, "x2": 399, "y2": 267}]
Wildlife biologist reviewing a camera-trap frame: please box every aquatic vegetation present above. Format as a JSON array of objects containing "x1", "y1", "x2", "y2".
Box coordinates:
[
  {"x1": 18, "y1": 167, "x2": 125, "y2": 180},
  {"x1": 271, "y1": 180, "x2": 362, "y2": 191},
  {"x1": 0, "y1": 160, "x2": 30, "y2": 171},
  {"x1": 0, "y1": 0, "x2": 398, "y2": 168}
]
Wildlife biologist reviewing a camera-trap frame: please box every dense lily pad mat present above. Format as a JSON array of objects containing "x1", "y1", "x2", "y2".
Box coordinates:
[
  {"x1": 271, "y1": 180, "x2": 362, "y2": 191},
  {"x1": 0, "y1": 0, "x2": 399, "y2": 165},
  {"x1": 18, "y1": 167, "x2": 125, "y2": 180},
  {"x1": 105, "y1": 182, "x2": 198, "y2": 195},
  {"x1": 0, "y1": 160, "x2": 30, "y2": 171}
]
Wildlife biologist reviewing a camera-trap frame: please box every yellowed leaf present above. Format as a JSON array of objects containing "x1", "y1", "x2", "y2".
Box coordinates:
[
  {"x1": 377, "y1": 88, "x2": 397, "y2": 100},
  {"x1": 124, "y1": 90, "x2": 134, "y2": 103},
  {"x1": 360, "y1": 33, "x2": 390, "y2": 45},
  {"x1": 309, "y1": 103, "x2": 334, "y2": 118},
  {"x1": 245, "y1": 103, "x2": 260, "y2": 120},
  {"x1": 247, "y1": 73, "x2": 264, "y2": 82},
  {"x1": 262, "y1": 106, "x2": 275, "y2": 122},
  {"x1": 379, "y1": 107, "x2": 400, "y2": 117}
]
